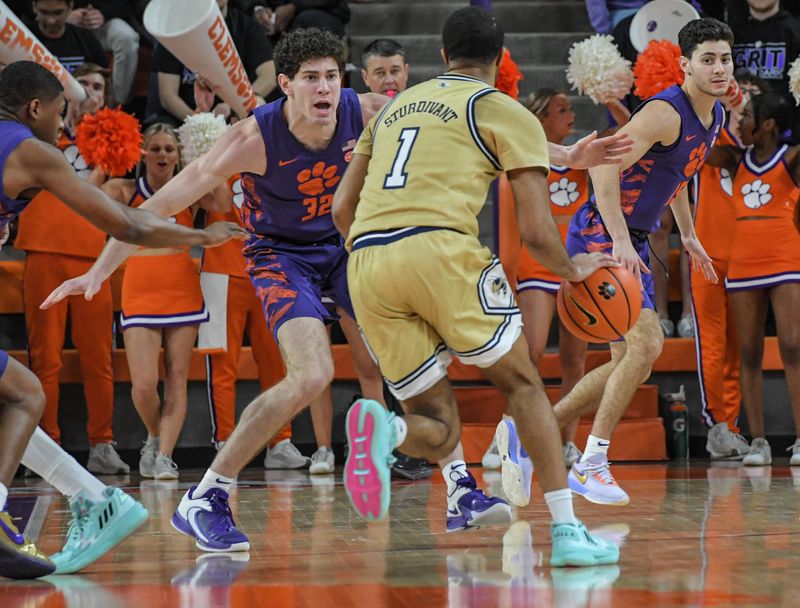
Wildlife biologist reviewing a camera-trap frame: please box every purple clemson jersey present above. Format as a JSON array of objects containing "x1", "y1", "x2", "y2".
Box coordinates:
[{"x1": 0, "y1": 120, "x2": 35, "y2": 230}]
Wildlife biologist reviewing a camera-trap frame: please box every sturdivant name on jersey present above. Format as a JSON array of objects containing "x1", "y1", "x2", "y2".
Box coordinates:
[{"x1": 383, "y1": 100, "x2": 458, "y2": 126}]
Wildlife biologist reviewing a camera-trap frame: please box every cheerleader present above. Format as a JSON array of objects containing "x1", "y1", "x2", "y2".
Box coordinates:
[
  {"x1": 710, "y1": 92, "x2": 800, "y2": 466},
  {"x1": 103, "y1": 123, "x2": 209, "y2": 479}
]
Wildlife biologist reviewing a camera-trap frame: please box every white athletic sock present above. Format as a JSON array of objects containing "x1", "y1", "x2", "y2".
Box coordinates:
[
  {"x1": 544, "y1": 488, "x2": 577, "y2": 525},
  {"x1": 0, "y1": 483, "x2": 7, "y2": 511},
  {"x1": 442, "y1": 460, "x2": 469, "y2": 499},
  {"x1": 21, "y1": 427, "x2": 107, "y2": 503},
  {"x1": 393, "y1": 416, "x2": 407, "y2": 448},
  {"x1": 581, "y1": 434, "x2": 610, "y2": 462},
  {"x1": 195, "y1": 469, "x2": 235, "y2": 497}
]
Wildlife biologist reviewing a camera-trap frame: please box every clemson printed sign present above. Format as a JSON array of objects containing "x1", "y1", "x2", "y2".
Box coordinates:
[
  {"x1": 0, "y1": 2, "x2": 86, "y2": 102},
  {"x1": 144, "y1": 0, "x2": 257, "y2": 119}
]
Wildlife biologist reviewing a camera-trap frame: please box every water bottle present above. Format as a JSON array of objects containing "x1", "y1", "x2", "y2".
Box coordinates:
[{"x1": 664, "y1": 385, "x2": 688, "y2": 460}]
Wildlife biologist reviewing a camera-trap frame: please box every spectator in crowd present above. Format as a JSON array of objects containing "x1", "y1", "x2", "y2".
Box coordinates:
[
  {"x1": 361, "y1": 38, "x2": 408, "y2": 97},
  {"x1": 14, "y1": 63, "x2": 128, "y2": 475},
  {"x1": 67, "y1": 1, "x2": 140, "y2": 105},
  {"x1": 730, "y1": 0, "x2": 800, "y2": 118},
  {"x1": 246, "y1": 0, "x2": 350, "y2": 39},
  {"x1": 147, "y1": 0, "x2": 276, "y2": 125},
  {"x1": 28, "y1": 0, "x2": 108, "y2": 73}
]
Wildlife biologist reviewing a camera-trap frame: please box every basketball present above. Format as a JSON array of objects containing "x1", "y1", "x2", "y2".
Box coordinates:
[{"x1": 557, "y1": 266, "x2": 642, "y2": 343}]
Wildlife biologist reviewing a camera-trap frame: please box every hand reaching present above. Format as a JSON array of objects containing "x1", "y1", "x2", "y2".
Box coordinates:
[
  {"x1": 612, "y1": 239, "x2": 649, "y2": 286},
  {"x1": 202, "y1": 221, "x2": 249, "y2": 247},
  {"x1": 41, "y1": 272, "x2": 104, "y2": 309},
  {"x1": 682, "y1": 235, "x2": 718, "y2": 284},
  {"x1": 565, "y1": 252, "x2": 619, "y2": 283},
  {"x1": 567, "y1": 131, "x2": 633, "y2": 170}
]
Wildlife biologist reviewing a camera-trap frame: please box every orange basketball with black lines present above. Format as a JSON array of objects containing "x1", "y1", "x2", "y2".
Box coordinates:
[{"x1": 557, "y1": 267, "x2": 642, "y2": 343}]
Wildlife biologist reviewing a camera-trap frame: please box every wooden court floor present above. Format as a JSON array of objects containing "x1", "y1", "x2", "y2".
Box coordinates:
[{"x1": 1, "y1": 462, "x2": 799, "y2": 607}]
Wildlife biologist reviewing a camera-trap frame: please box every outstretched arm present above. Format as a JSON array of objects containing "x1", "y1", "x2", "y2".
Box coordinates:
[
  {"x1": 671, "y1": 186, "x2": 717, "y2": 283},
  {"x1": 548, "y1": 130, "x2": 633, "y2": 169},
  {"x1": 589, "y1": 100, "x2": 678, "y2": 284},
  {"x1": 17, "y1": 140, "x2": 240, "y2": 249},
  {"x1": 38, "y1": 120, "x2": 262, "y2": 307},
  {"x1": 510, "y1": 166, "x2": 617, "y2": 281}
]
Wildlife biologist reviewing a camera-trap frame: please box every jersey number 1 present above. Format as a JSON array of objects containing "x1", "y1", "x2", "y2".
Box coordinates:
[{"x1": 383, "y1": 127, "x2": 419, "y2": 189}]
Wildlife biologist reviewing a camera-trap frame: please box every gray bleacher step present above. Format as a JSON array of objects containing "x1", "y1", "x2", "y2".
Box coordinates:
[
  {"x1": 350, "y1": 32, "x2": 590, "y2": 67},
  {"x1": 404, "y1": 63, "x2": 573, "y2": 92},
  {"x1": 348, "y1": 2, "x2": 591, "y2": 36}
]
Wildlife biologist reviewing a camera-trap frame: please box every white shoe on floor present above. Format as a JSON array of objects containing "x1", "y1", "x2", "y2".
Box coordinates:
[
  {"x1": 309, "y1": 447, "x2": 334, "y2": 474},
  {"x1": 154, "y1": 453, "x2": 179, "y2": 480},
  {"x1": 787, "y1": 439, "x2": 800, "y2": 466},
  {"x1": 139, "y1": 437, "x2": 159, "y2": 478},
  {"x1": 563, "y1": 442, "x2": 582, "y2": 468},
  {"x1": 482, "y1": 436, "x2": 502, "y2": 470},
  {"x1": 677, "y1": 315, "x2": 695, "y2": 338},
  {"x1": 264, "y1": 439, "x2": 311, "y2": 470},
  {"x1": 706, "y1": 423, "x2": 749, "y2": 460},
  {"x1": 87, "y1": 442, "x2": 130, "y2": 475},
  {"x1": 743, "y1": 438, "x2": 772, "y2": 466}
]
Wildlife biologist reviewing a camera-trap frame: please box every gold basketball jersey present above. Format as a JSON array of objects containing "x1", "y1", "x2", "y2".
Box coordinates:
[{"x1": 347, "y1": 73, "x2": 549, "y2": 248}]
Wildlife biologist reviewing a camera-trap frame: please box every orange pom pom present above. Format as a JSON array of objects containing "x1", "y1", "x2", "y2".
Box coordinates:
[
  {"x1": 76, "y1": 108, "x2": 142, "y2": 177},
  {"x1": 495, "y1": 48, "x2": 523, "y2": 100},
  {"x1": 633, "y1": 40, "x2": 684, "y2": 99}
]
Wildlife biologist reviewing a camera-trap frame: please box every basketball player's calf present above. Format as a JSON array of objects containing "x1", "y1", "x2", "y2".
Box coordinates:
[
  {"x1": 0, "y1": 359, "x2": 54, "y2": 579},
  {"x1": 481, "y1": 337, "x2": 619, "y2": 566},
  {"x1": 173, "y1": 317, "x2": 335, "y2": 552},
  {"x1": 567, "y1": 309, "x2": 662, "y2": 506}
]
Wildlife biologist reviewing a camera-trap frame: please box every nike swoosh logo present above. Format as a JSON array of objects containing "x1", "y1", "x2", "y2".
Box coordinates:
[
  {"x1": 574, "y1": 470, "x2": 589, "y2": 485},
  {"x1": 187, "y1": 506, "x2": 211, "y2": 544},
  {"x1": 447, "y1": 507, "x2": 459, "y2": 516},
  {"x1": 215, "y1": 478, "x2": 232, "y2": 485},
  {"x1": 570, "y1": 297, "x2": 598, "y2": 326},
  {"x1": 685, "y1": 134, "x2": 697, "y2": 141},
  {"x1": 278, "y1": 158, "x2": 299, "y2": 166}
]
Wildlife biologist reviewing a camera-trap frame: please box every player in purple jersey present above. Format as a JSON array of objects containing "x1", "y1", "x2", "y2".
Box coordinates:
[
  {"x1": 46, "y1": 27, "x2": 634, "y2": 549},
  {"x1": 0, "y1": 61, "x2": 244, "y2": 579},
  {"x1": 542, "y1": 19, "x2": 731, "y2": 506}
]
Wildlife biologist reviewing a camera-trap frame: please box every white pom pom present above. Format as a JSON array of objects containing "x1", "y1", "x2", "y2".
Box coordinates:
[
  {"x1": 566, "y1": 35, "x2": 633, "y2": 105},
  {"x1": 178, "y1": 113, "x2": 229, "y2": 165},
  {"x1": 789, "y1": 57, "x2": 800, "y2": 106}
]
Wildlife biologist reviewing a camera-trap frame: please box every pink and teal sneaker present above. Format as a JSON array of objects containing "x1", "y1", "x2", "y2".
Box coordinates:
[{"x1": 344, "y1": 399, "x2": 397, "y2": 521}]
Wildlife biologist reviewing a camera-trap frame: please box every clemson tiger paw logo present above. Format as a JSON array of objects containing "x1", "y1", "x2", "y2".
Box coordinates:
[
  {"x1": 297, "y1": 161, "x2": 340, "y2": 196},
  {"x1": 742, "y1": 179, "x2": 772, "y2": 209},
  {"x1": 550, "y1": 177, "x2": 580, "y2": 207},
  {"x1": 63, "y1": 144, "x2": 91, "y2": 179},
  {"x1": 683, "y1": 142, "x2": 708, "y2": 177},
  {"x1": 597, "y1": 281, "x2": 616, "y2": 300},
  {"x1": 231, "y1": 178, "x2": 245, "y2": 209},
  {"x1": 719, "y1": 168, "x2": 733, "y2": 196}
]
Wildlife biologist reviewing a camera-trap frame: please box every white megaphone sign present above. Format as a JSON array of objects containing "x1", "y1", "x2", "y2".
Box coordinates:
[
  {"x1": 0, "y1": 1, "x2": 86, "y2": 102},
  {"x1": 144, "y1": 0, "x2": 257, "y2": 118}
]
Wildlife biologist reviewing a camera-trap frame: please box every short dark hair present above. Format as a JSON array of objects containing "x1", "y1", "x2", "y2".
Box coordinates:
[
  {"x1": 361, "y1": 39, "x2": 406, "y2": 68},
  {"x1": 73, "y1": 62, "x2": 112, "y2": 108},
  {"x1": 750, "y1": 92, "x2": 793, "y2": 137},
  {"x1": 274, "y1": 28, "x2": 348, "y2": 80},
  {"x1": 734, "y1": 68, "x2": 771, "y2": 93},
  {"x1": 0, "y1": 61, "x2": 63, "y2": 112},
  {"x1": 678, "y1": 18, "x2": 734, "y2": 58},
  {"x1": 442, "y1": 6, "x2": 504, "y2": 65}
]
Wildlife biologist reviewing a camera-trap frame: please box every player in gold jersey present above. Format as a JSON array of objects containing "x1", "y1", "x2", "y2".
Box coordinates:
[{"x1": 333, "y1": 7, "x2": 622, "y2": 566}]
